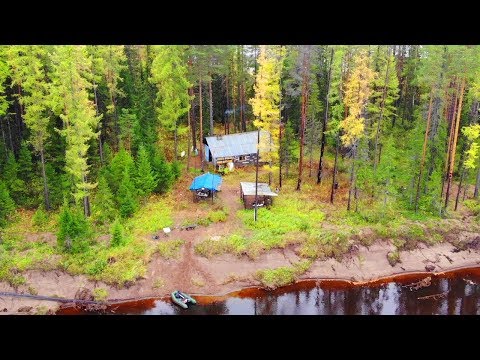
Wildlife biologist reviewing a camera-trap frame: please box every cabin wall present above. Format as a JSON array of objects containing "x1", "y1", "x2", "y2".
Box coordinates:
[{"x1": 242, "y1": 194, "x2": 273, "y2": 209}]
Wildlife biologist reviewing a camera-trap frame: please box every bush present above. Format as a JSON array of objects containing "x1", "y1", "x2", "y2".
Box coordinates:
[
  {"x1": 110, "y1": 218, "x2": 125, "y2": 247},
  {"x1": 464, "y1": 199, "x2": 480, "y2": 216},
  {"x1": 0, "y1": 180, "x2": 15, "y2": 228},
  {"x1": 93, "y1": 288, "x2": 109, "y2": 302},
  {"x1": 387, "y1": 250, "x2": 400, "y2": 267},
  {"x1": 32, "y1": 207, "x2": 49, "y2": 229},
  {"x1": 157, "y1": 239, "x2": 184, "y2": 259},
  {"x1": 57, "y1": 206, "x2": 91, "y2": 253}
]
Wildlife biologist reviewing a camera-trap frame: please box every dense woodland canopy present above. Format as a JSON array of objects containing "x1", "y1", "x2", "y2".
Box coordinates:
[{"x1": 1, "y1": 45, "x2": 480, "y2": 237}]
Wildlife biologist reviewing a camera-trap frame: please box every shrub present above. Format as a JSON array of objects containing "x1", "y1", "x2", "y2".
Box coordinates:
[
  {"x1": 93, "y1": 288, "x2": 109, "y2": 302},
  {"x1": 32, "y1": 207, "x2": 48, "y2": 229},
  {"x1": 57, "y1": 206, "x2": 91, "y2": 253},
  {"x1": 110, "y1": 218, "x2": 125, "y2": 247}
]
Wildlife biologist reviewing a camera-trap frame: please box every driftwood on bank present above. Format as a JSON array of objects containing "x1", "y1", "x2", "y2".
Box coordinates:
[{"x1": 417, "y1": 292, "x2": 448, "y2": 301}]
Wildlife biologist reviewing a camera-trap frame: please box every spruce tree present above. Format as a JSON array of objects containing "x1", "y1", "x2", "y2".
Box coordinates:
[
  {"x1": 135, "y1": 145, "x2": 158, "y2": 197},
  {"x1": 92, "y1": 175, "x2": 116, "y2": 224},
  {"x1": 0, "y1": 180, "x2": 15, "y2": 227},
  {"x1": 110, "y1": 218, "x2": 125, "y2": 247},
  {"x1": 117, "y1": 168, "x2": 138, "y2": 218}
]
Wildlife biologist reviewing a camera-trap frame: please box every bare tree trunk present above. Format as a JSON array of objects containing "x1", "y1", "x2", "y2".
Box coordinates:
[
  {"x1": 83, "y1": 174, "x2": 91, "y2": 217},
  {"x1": 199, "y1": 79, "x2": 204, "y2": 172},
  {"x1": 187, "y1": 95, "x2": 191, "y2": 171},
  {"x1": 462, "y1": 171, "x2": 468, "y2": 201},
  {"x1": 475, "y1": 164, "x2": 480, "y2": 199},
  {"x1": 190, "y1": 87, "x2": 197, "y2": 151},
  {"x1": 297, "y1": 50, "x2": 310, "y2": 191},
  {"x1": 445, "y1": 78, "x2": 466, "y2": 209},
  {"x1": 442, "y1": 80, "x2": 460, "y2": 198},
  {"x1": 317, "y1": 48, "x2": 334, "y2": 184},
  {"x1": 330, "y1": 133, "x2": 339, "y2": 204},
  {"x1": 209, "y1": 77, "x2": 214, "y2": 136},
  {"x1": 414, "y1": 88, "x2": 434, "y2": 212},
  {"x1": 111, "y1": 93, "x2": 120, "y2": 151},
  {"x1": 174, "y1": 123, "x2": 178, "y2": 161},
  {"x1": 254, "y1": 128, "x2": 260, "y2": 222},
  {"x1": 347, "y1": 143, "x2": 357, "y2": 211},
  {"x1": 93, "y1": 81, "x2": 104, "y2": 164},
  {"x1": 455, "y1": 166, "x2": 465, "y2": 211},
  {"x1": 0, "y1": 117, "x2": 7, "y2": 157},
  {"x1": 373, "y1": 47, "x2": 392, "y2": 172},
  {"x1": 40, "y1": 148, "x2": 50, "y2": 211},
  {"x1": 279, "y1": 123, "x2": 283, "y2": 189},
  {"x1": 225, "y1": 75, "x2": 230, "y2": 135}
]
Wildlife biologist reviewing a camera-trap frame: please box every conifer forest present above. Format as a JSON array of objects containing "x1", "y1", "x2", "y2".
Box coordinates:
[{"x1": 1, "y1": 45, "x2": 480, "y2": 314}]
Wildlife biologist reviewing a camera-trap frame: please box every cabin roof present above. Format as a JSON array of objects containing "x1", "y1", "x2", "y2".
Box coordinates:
[
  {"x1": 204, "y1": 130, "x2": 270, "y2": 159},
  {"x1": 240, "y1": 182, "x2": 278, "y2": 197}
]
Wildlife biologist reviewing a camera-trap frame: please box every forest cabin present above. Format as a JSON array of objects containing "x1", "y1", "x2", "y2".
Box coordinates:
[
  {"x1": 203, "y1": 130, "x2": 270, "y2": 170},
  {"x1": 240, "y1": 182, "x2": 278, "y2": 209}
]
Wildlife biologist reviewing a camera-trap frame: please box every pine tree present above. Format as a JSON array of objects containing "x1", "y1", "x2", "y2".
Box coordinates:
[
  {"x1": 50, "y1": 46, "x2": 102, "y2": 216},
  {"x1": 135, "y1": 145, "x2": 158, "y2": 197},
  {"x1": 5, "y1": 46, "x2": 52, "y2": 210},
  {"x1": 0, "y1": 180, "x2": 15, "y2": 227},
  {"x1": 110, "y1": 218, "x2": 125, "y2": 247},
  {"x1": 2, "y1": 151, "x2": 26, "y2": 205},
  {"x1": 340, "y1": 51, "x2": 376, "y2": 211},
  {"x1": 151, "y1": 149, "x2": 174, "y2": 194},
  {"x1": 92, "y1": 175, "x2": 116, "y2": 224},
  {"x1": 106, "y1": 148, "x2": 135, "y2": 194},
  {"x1": 151, "y1": 45, "x2": 191, "y2": 160},
  {"x1": 249, "y1": 45, "x2": 285, "y2": 184},
  {"x1": 57, "y1": 205, "x2": 91, "y2": 253},
  {"x1": 117, "y1": 168, "x2": 138, "y2": 218}
]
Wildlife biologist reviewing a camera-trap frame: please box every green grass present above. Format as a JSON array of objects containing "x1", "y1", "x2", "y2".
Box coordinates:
[
  {"x1": 255, "y1": 260, "x2": 312, "y2": 289},
  {"x1": 127, "y1": 196, "x2": 173, "y2": 235},
  {"x1": 298, "y1": 230, "x2": 351, "y2": 261},
  {"x1": 387, "y1": 250, "x2": 401, "y2": 267},
  {"x1": 93, "y1": 288, "x2": 109, "y2": 302},
  {"x1": 157, "y1": 239, "x2": 184, "y2": 259}
]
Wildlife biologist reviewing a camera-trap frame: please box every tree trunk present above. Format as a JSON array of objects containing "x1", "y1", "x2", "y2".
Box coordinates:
[
  {"x1": 93, "y1": 81, "x2": 104, "y2": 164},
  {"x1": 475, "y1": 163, "x2": 480, "y2": 199},
  {"x1": 199, "y1": 79, "x2": 204, "y2": 172},
  {"x1": 0, "y1": 117, "x2": 7, "y2": 157},
  {"x1": 254, "y1": 128, "x2": 260, "y2": 222},
  {"x1": 462, "y1": 171, "x2": 468, "y2": 201},
  {"x1": 347, "y1": 143, "x2": 357, "y2": 211},
  {"x1": 187, "y1": 95, "x2": 192, "y2": 171},
  {"x1": 225, "y1": 75, "x2": 230, "y2": 135},
  {"x1": 209, "y1": 77, "x2": 214, "y2": 136},
  {"x1": 444, "y1": 78, "x2": 466, "y2": 210},
  {"x1": 317, "y1": 48, "x2": 334, "y2": 184},
  {"x1": 297, "y1": 51, "x2": 309, "y2": 191},
  {"x1": 83, "y1": 174, "x2": 91, "y2": 217},
  {"x1": 174, "y1": 123, "x2": 178, "y2": 161},
  {"x1": 373, "y1": 47, "x2": 391, "y2": 171},
  {"x1": 111, "y1": 93, "x2": 120, "y2": 151},
  {"x1": 330, "y1": 133, "x2": 339, "y2": 204},
  {"x1": 40, "y1": 148, "x2": 50, "y2": 211},
  {"x1": 190, "y1": 87, "x2": 197, "y2": 151},
  {"x1": 414, "y1": 88, "x2": 434, "y2": 212},
  {"x1": 442, "y1": 80, "x2": 461, "y2": 198},
  {"x1": 279, "y1": 123, "x2": 283, "y2": 189},
  {"x1": 455, "y1": 166, "x2": 465, "y2": 211}
]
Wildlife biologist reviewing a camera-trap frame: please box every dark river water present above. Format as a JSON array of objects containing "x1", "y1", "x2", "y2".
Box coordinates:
[{"x1": 57, "y1": 267, "x2": 480, "y2": 315}]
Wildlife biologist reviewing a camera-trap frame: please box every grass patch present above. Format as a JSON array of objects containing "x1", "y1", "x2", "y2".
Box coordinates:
[
  {"x1": 93, "y1": 288, "x2": 109, "y2": 302},
  {"x1": 157, "y1": 239, "x2": 184, "y2": 259},
  {"x1": 255, "y1": 260, "x2": 312, "y2": 289},
  {"x1": 152, "y1": 278, "x2": 165, "y2": 289},
  {"x1": 387, "y1": 250, "x2": 401, "y2": 267},
  {"x1": 298, "y1": 230, "x2": 351, "y2": 261},
  {"x1": 127, "y1": 196, "x2": 173, "y2": 235}
]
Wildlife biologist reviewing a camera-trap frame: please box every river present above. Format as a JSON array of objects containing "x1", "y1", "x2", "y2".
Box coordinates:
[{"x1": 57, "y1": 267, "x2": 480, "y2": 315}]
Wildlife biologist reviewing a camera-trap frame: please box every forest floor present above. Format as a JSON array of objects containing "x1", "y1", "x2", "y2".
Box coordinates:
[{"x1": 1, "y1": 157, "x2": 480, "y2": 314}]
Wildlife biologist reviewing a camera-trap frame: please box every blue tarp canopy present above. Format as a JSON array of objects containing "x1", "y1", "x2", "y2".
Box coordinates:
[{"x1": 189, "y1": 172, "x2": 222, "y2": 192}]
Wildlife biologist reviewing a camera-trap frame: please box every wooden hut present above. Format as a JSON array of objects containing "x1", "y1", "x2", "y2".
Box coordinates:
[
  {"x1": 240, "y1": 182, "x2": 278, "y2": 209},
  {"x1": 203, "y1": 130, "x2": 270, "y2": 170}
]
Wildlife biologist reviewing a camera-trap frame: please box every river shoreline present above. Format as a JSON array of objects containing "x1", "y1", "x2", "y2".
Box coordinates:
[{"x1": 1, "y1": 237, "x2": 479, "y2": 315}]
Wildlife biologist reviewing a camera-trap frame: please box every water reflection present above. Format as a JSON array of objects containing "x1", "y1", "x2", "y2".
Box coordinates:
[{"x1": 58, "y1": 268, "x2": 480, "y2": 315}]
